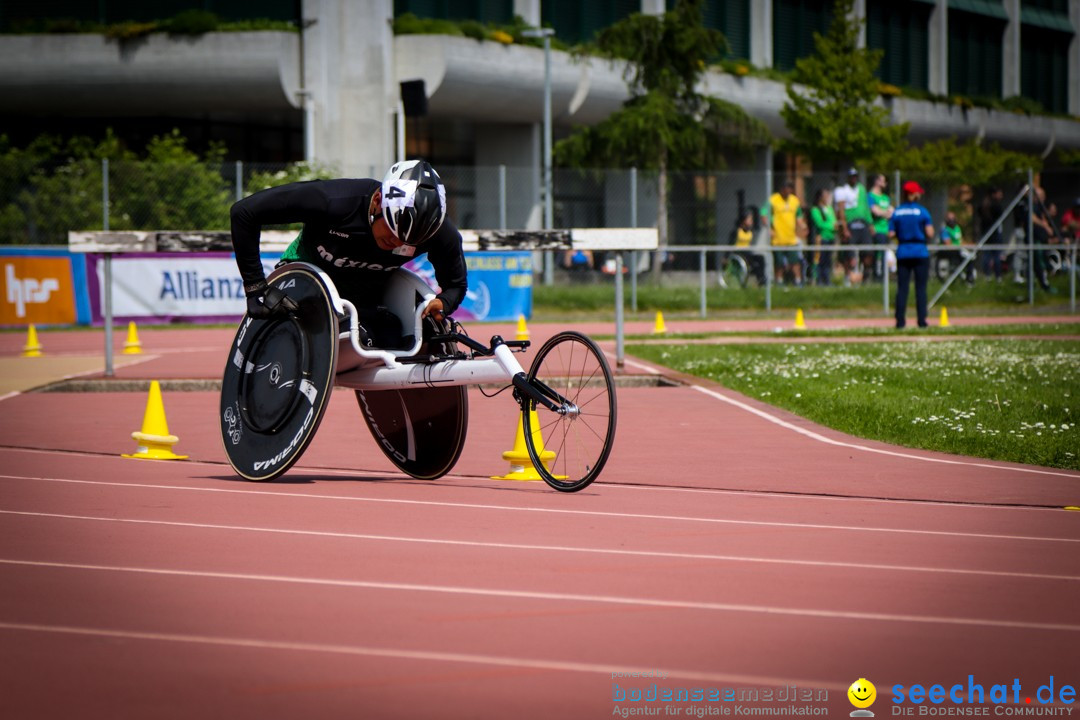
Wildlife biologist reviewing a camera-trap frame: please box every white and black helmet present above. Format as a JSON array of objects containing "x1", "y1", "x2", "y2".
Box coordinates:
[{"x1": 380, "y1": 159, "x2": 447, "y2": 246}]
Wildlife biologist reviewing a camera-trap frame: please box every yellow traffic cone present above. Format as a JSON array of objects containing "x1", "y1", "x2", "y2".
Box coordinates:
[
  {"x1": 122, "y1": 381, "x2": 187, "y2": 461},
  {"x1": 794, "y1": 308, "x2": 806, "y2": 330},
  {"x1": 653, "y1": 310, "x2": 667, "y2": 334},
  {"x1": 492, "y1": 408, "x2": 560, "y2": 481},
  {"x1": 515, "y1": 315, "x2": 530, "y2": 342},
  {"x1": 939, "y1": 307, "x2": 950, "y2": 328},
  {"x1": 21, "y1": 324, "x2": 43, "y2": 357},
  {"x1": 122, "y1": 321, "x2": 143, "y2": 355}
]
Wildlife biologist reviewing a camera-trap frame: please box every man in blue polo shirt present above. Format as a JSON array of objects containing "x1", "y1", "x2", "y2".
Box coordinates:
[{"x1": 888, "y1": 180, "x2": 935, "y2": 329}]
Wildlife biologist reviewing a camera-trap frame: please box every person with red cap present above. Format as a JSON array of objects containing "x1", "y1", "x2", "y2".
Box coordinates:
[{"x1": 888, "y1": 180, "x2": 935, "y2": 328}]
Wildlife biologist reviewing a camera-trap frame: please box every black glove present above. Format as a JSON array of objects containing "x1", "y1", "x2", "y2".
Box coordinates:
[{"x1": 245, "y1": 280, "x2": 299, "y2": 319}]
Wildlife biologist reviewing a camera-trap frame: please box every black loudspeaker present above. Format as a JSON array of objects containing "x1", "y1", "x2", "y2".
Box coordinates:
[{"x1": 400, "y1": 80, "x2": 428, "y2": 117}]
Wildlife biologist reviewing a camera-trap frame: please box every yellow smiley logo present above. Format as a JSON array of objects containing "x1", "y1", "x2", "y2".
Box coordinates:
[{"x1": 848, "y1": 678, "x2": 877, "y2": 709}]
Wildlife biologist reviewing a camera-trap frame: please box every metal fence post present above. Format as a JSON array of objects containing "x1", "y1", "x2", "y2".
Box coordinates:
[
  {"x1": 615, "y1": 253, "x2": 625, "y2": 370},
  {"x1": 630, "y1": 167, "x2": 638, "y2": 313},
  {"x1": 101, "y1": 158, "x2": 114, "y2": 378},
  {"x1": 235, "y1": 160, "x2": 243, "y2": 202},
  {"x1": 1027, "y1": 168, "x2": 1034, "y2": 306},
  {"x1": 699, "y1": 248, "x2": 707, "y2": 318},
  {"x1": 102, "y1": 158, "x2": 109, "y2": 231},
  {"x1": 765, "y1": 248, "x2": 773, "y2": 312},
  {"x1": 1071, "y1": 245, "x2": 1076, "y2": 314},
  {"x1": 498, "y1": 165, "x2": 507, "y2": 231}
]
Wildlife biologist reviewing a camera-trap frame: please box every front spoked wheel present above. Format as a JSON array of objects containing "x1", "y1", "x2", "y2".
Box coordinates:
[{"x1": 522, "y1": 331, "x2": 616, "y2": 492}]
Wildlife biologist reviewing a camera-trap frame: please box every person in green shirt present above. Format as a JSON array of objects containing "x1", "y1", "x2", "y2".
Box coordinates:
[
  {"x1": 939, "y1": 211, "x2": 975, "y2": 284},
  {"x1": 810, "y1": 188, "x2": 837, "y2": 285},
  {"x1": 868, "y1": 173, "x2": 893, "y2": 281},
  {"x1": 835, "y1": 168, "x2": 874, "y2": 285}
]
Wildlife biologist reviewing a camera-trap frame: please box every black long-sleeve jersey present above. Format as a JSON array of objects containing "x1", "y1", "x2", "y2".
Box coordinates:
[{"x1": 230, "y1": 178, "x2": 467, "y2": 312}]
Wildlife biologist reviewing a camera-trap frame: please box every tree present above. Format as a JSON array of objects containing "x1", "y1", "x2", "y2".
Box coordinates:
[
  {"x1": 781, "y1": 0, "x2": 907, "y2": 167},
  {"x1": 870, "y1": 138, "x2": 1039, "y2": 189},
  {"x1": 555, "y1": 0, "x2": 771, "y2": 274}
]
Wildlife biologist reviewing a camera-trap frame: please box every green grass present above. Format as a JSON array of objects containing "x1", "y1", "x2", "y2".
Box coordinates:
[
  {"x1": 627, "y1": 339, "x2": 1080, "y2": 471},
  {"x1": 532, "y1": 273, "x2": 1076, "y2": 321},
  {"x1": 609, "y1": 322, "x2": 1080, "y2": 341}
]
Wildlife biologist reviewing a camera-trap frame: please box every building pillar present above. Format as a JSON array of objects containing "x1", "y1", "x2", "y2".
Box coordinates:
[
  {"x1": 304, "y1": 0, "x2": 395, "y2": 177},
  {"x1": 1002, "y1": 0, "x2": 1021, "y2": 99},
  {"x1": 513, "y1": 0, "x2": 540, "y2": 27},
  {"x1": 1070, "y1": 0, "x2": 1080, "y2": 114},
  {"x1": 852, "y1": 0, "x2": 866, "y2": 48},
  {"x1": 751, "y1": 0, "x2": 773, "y2": 69},
  {"x1": 928, "y1": 0, "x2": 948, "y2": 95},
  {"x1": 640, "y1": 0, "x2": 665, "y2": 14}
]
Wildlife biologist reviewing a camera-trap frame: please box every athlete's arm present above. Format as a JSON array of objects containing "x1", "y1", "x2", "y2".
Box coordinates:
[
  {"x1": 424, "y1": 221, "x2": 468, "y2": 315},
  {"x1": 230, "y1": 181, "x2": 331, "y2": 290}
]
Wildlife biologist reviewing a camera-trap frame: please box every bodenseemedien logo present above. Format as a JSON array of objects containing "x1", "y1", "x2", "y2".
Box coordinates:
[{"x1": 849, "y1": 679, "x2": 878, "y2": 717}]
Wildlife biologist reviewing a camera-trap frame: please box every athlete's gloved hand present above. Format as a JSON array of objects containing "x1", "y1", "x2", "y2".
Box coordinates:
[{"x1": 244, "y1": 280, "x2": 299, "y2": 319}]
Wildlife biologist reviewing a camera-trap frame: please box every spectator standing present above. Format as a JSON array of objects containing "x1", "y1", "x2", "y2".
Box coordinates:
[
  {"x1": 978, "y1": 187, "x2": 1006, "y2": 282},
  {"x1": 889, "y1": 181, "x2": 934, "y2": 329},
  {"x1": 940, "y1": 211, "x2": 975, "y2": 285},
  {"x1": 868, "y1": 174, "x2": 893, "y2": 281},
  {"x1": 1062, "y1": 197, "x2": 1080, "y2": 245},
  {"x1": 835, "y1": 168, "x2": 874, "y2": 285},
  {"x1": 810, "y1": 188, "x2": 837, "y2": 285},
  {"x1": 1017, "y1": 187, "x2": 1055, "y2": 292},
  {"x1": 762, "y1": 179, "x2": 805, "y2": 286}
]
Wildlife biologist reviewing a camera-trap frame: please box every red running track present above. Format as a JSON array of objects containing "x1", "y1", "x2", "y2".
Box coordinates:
[{"x1": 1, "y1": 321, "x2": 1079, "y2": 719}]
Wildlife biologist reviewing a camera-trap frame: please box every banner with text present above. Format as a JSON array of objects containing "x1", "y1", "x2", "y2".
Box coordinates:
[{"x1": 0, "y1": 249, "x2": 90, "y2": 326}]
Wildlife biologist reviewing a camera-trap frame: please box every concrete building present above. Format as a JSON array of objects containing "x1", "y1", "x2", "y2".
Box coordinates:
[{"x1": 1, "y1": 0, "x2": 1078, "y2": 230}]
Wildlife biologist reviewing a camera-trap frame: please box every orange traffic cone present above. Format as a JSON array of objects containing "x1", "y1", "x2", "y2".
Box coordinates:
[
  {"x1": 122, "y1": 381, "x2": 187, "y2": 460},
  {"x1": 492, "y1": 408, "x2": 559, "y2": 482},
  {"x1": 21, "y1": 325, "x2": 43, "y2": 357}
]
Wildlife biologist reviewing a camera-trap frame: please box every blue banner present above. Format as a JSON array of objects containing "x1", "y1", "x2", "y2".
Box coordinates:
[{"x1": 406, "y1": 251, "x2": 533, "y2": 322}]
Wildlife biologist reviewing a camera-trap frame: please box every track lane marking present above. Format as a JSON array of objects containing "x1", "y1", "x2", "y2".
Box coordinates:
[
  {"x1": 1, "y1": 558, "x2": 1077, "y2": 632},
  {"x1": 0, "y1": 445, "x2": 1071, "y2": 514},
  {"x1": 1, "y1": 474, "x2": 1077, "y2": 544},
  {"x1": 617, "y1": 356, "x2": 1080, "y2": 480},
  {"x1": 2, "y1": 510, "x2": 1076, "y2": 582},
  {"x1": 0, "y1": 620, "x2": 847, "y2": 690}
]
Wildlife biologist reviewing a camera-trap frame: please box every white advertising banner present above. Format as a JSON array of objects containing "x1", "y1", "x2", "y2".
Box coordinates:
[{"x1": 96, "y1": 255, "x2": 279, "y2": 319}]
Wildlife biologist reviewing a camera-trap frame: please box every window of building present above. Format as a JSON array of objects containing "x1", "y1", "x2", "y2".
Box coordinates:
[
  {"x1": 772, "y1": 0, "x2": 832, "y2": 72},
  {"x1": 393, "y1": 0, "x2": 513, "y2": 24},
  {"x1": 867, "y1": 1, "x2": 932, "y2": 90},
  {"x1": 947, "y1": 9, "x2": 1006, "y2": 98},
  {"x1": 1020, "y1": 25, "x2": 1071, "y2": 113},
  {"x1": 540, "y1": 0, "x2": 639, "y2": 46}
]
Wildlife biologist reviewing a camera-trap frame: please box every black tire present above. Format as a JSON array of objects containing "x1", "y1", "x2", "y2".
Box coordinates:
[
  {"x1": 219, "y1": 265, "x2": 338, "y2": 482},
  {"x1": 522, "y1": 331, "x2": 616, "y2": 492}
]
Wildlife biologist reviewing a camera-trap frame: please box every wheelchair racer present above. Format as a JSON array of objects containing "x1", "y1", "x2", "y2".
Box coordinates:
[{"x1": 230, "y1": 159, "x2": 467, "y2": 336}]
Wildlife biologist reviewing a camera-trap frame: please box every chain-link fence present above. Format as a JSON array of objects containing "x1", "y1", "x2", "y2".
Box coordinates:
[{"x1": 3, "y1": 159, "x2": 1078, "y2": 282}]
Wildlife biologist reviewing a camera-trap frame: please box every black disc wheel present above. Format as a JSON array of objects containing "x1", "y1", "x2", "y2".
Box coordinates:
[{"x1": 522, "y1": 331, "x2": 616, "y2": 492}]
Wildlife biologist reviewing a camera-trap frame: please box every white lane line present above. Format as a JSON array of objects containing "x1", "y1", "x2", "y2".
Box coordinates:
[
  {"x1": 0, "y1": 445, "x2": 1069, "y2": 515},
  {"x1": 2, "y1": 474, "x2": 1076, "y2": 544},
  {"x1": 618, "y1": 356, "x2": 1080, "y2": 480},
  {"x1": 1, "y1": 558, "x2": 1077, "y2": 632},
  {"x1": 3, "y1": 510, "x2": 1075, "y2": 582},
  {"x1": 0, "y1": 620, "x2": 846, "y2": 690}
]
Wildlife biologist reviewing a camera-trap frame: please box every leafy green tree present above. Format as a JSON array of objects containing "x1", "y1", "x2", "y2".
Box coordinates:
[
  {"x1": 781, "y1": 0, "x2": 907, "y2": 167},
  {"x1": 555, "y1": 0, "x2": 770, "y2": 270},
  {"x1": 870, "y1": 138, "x2": 1039, "y2": 189}
]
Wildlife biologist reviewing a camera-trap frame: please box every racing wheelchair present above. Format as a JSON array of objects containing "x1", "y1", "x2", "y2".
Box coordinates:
[{"x1": 219, "y1": 262, "x2": 617, "y2": 492}]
